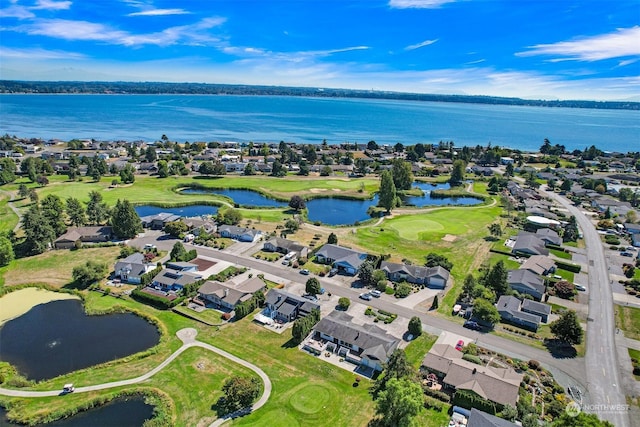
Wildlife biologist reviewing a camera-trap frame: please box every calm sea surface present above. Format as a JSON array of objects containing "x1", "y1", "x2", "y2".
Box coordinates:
[{"x1": 0, "y1": 94, "x2": 638, "y2": 152}]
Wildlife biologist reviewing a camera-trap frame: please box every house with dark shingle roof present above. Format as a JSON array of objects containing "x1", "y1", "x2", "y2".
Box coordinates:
[
  {"x1": 315, "y1": 244, "x2": 368, "y2": 276},
  {"x1": 467, "y1": 408, "x2": 518, "y2": 427},
  {"x1": 263, "y1": 237, "x2": 309, "y2": 259},
  {"x1": 519, "y1": 255, "x2": 555, "y2": 276},
  {"x1": 507, "y1": 269, "x2": 546, "y2": 301},
  {"x1": 379, "y1": 261, "x2": 450, "y2": 289},
  {"x1": 218, "y1": 224, "x2": 261, "y2": 242},
  {"x1": 113, "y1": 252, "x2": 155, "y2": 284},
  {"x1": 535, "y1": 228, "x2": 562, "y2": 246},
  {"x1": 421, "y1": 343, "x2": 523, "y2": 407},
  {"x1": 140, "y1": 212, "x2": 182, "y2": 229},
  {"x1": 265, "y1": 289, "x2": 319, "y2": 322},
  {"x1": 198, "y1": 277, "x2": 266, "y2": 311},
  {"x1": 511, "y1": 233, "x2": 549, "y2": 257},
  {"x1": 54, "y1": 226, "x2": 113, "y2": 249},
  {"x1": 307, "y1": 311, "x2": 399, "y2": 372},
  {"x1": 496, "y1": 295, "x2": 545, "y2": 331}
]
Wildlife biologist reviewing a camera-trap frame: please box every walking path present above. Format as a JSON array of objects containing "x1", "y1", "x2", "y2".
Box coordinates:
[
  {"x1": 0, "y1": 189, "x2": 23, "y2": 233},
  {"x1": 0, "y1": 328, "x2": 272, "y2": 427}
]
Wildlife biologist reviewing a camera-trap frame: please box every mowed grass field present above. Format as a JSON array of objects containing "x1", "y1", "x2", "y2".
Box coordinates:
[
  {"x1": 0, "y1": 193, "x2": 19, "y2": 234},
  {"x1": 615, "y1": 305, "x2": 640, "y2": 341}
]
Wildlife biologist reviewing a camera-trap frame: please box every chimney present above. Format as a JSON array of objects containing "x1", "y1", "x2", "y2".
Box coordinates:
[
  {"x1": 472, "y1": 368, "x2": 477, "y2": 374},
  {"x1": 224, "y1": 288, "x2": 228, "y2": 298}
]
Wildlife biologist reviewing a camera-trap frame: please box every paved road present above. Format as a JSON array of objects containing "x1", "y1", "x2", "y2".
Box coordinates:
[
  {"x1": 130, "y1": 235, "x2": 590, "y2": 390},
  {"x1": 541, "y1": 189, "x2": 629, "y2": 427},
  {"x1": 0, "y1": 328, "x2": 272, "y2": 427}
]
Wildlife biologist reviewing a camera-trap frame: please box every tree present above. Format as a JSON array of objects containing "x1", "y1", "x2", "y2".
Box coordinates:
[
  {"x1": 271, "y1": 160, "x2": 286, "y2": 177},
  {"x1": 504, "y1": 162, "x2": 514, "y2": 177},
  {"x1": 327, "y1": 232, "x2": 338, "y2": 245},
  {"x1": 41, "y1": 194, "x2": 66, "y2": 236},
  {"x1": 305, "y1": 277, "x2": 322, "y2": 295},
  {"x1": 462, "y1": 274, "x2": 477, "y2": 299},
  {"x1": 0, "y1": 158, "x2": 17, "y2": 185},
  {"x1": 563, "y1": 215, "x2": 579, "y2": 242},
  {"x1": 0, "y1": 235, "x2": 14, "y2": 266},
  {"x1": 552, "y1": 412, "x2": 614, "y2": 427},
  {"x1": 17, "y1": 183, "x2": 29, "y2": 199},
  {"x1": 488, "y1": 223, "x2": 502, "y2": 239},
  {"x1": 375, "y1": 377, "x2": 423, "y2": 427},
  {"x1": 395, "y1": 282, "x2": 412, "y2": 298},
  {"x1": 391, "y1": 159, "x2": 413, "y2": 191},
  {"x1": 219, "y1": 376, "x2": 261, "y2": 414},
  {"x1": 560, "y1": 179, "x2": 572, "y2": 192},
  {"x1": 119, "y1": 164, "x2": 136, "y2": 184},
  {"x1": 36, "y1": 175, "x2": 49, "y2": 186},
  {"x1": 144, "y1": 146, "x2": 157, "y2": 162},
  {"x1": 86, "y1": 191, "x2": 110, "y2": 225},
  {"x1": 22, "y1": 205, "x2": 55, "y2": 254},
  {"x1": 288, "y1": 195, "x2": 306, "y2": 212},
  {"x1": 28, "y1": 188, "x2": 38, "y2": 204},
  {"x1": 358, "y1": 260, "x2": 375, "y2": 286},
  {"x1": 449, "y1": 159, "x2": 466, "y2": 186},
  {"x1": 550, "y1": 310, "x2": 583, "y2": 345},
  {"x1": 170, "y1": 241, "x2": 188, "y2": 261},
  {"x1": 500, "y1": 404, "x2": 518, "y2": 422},
  {"x1": 157, "y1": 160, "x2": 169, "y2": 178},
  {"x1": 243, "y1": 163, "x2": 256, "y2": 175},
  {"x1": 72, "y1": 260, "x2": 108, "y2": 288},
  {"x1": 372, "y1": 270, "x2": 388, "y2": 291},
  {"x1": 424, "y1": 253, "x2": 453, "y2": 271},
  {"x1": 483, "y1": 260, "x2": 508, "y2": 297},
  {"x1": 320, "y1": 165, "x2": 332, "y2": 176},
  {"x1": 338, "y1": 297, "x2": 350, "y2": 310},
  {"x1": 110, "y1": 199, "x2": 142, "y2": 239},
  {"x1": 66, "y1": 197, "x2": 86, "y2": 227},
  {"x1": 284, "y1": 218, "x2": 299, "y2": 232},
  {"x1": 378, "y1": 170, "x2": 397, "y2": 213},
  {"x1": 372, "y1": 349, "x2": 416, "y2": 397},
  {"x1": 473, "y1": 298, "x2": 501, "y2": 326},
  {"x1": 554, "y1": 280, "x2": 575, "y2": 299},
  {"x1": 408, "y1": 316, "x2": 422, "y2": 337},
  {"x1": 164, "y1": 220, "x2": 189, "y2": 237},
  {"x1": 216, "y1": 208, "x2": 242, "y2": 225}
]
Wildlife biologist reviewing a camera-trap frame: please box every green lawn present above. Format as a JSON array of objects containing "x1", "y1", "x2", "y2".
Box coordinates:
[
  {"x1": 404, "y1": 333, "x2": 438, "y2": 369},
  {"x1": 549, "y1": 248, "x2": 571, "y2": 260},
  {"x1": 172, "y1": 305, "x2": 225, "y2": 325},
  {"x1": 615, "y1": 305, "x2": 640, "y2": 341},
  {"x1": 0, "y1": 193, "x2": 19, "y2": 235},
  {"x1": 628, "y1": 348, "x2": 640, "y2": 381},
  {"x1": 488, "y1": 253, "x2": 520, "y2": 270}
]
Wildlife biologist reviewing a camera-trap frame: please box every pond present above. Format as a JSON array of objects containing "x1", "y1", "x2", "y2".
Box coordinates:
[
  {"x1": 402, "y1": 182, "x2": 482, "y2": 208},
  {"x1": 0, "y1": 300, "x2": 160, "y2": 381},
  {"x1": 0, "y1": 397, "x2": 154, "y2": 427},
  {"x1": 181, "y1": 188, "x2": 286, "y2": 207},
  {"x1": 135, "y1": 204, "x2": 219, "y2": 218}
]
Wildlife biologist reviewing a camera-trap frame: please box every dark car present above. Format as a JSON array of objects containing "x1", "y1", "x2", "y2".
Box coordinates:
[{"x1": 463, "y1": 320, "x2": 481, "y2": 331}]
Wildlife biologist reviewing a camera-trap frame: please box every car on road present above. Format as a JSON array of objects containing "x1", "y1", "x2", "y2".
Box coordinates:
[
  {"x1": 621, "y1": 252, "x2": 633, "y2": 257},
  {"x1": 463, "y1": 320, "x2": 481, "y2": 331},
  {"x1": 329, "y1": 268, "x2": 338, "y2": 277},
  {"x1": 370, "y1": 290, "x2": 381, "y2": 298},
  {"x1": 455, "y1": 340, "x2": 464, "y2": 351},
  {"x1": 143, "y1": 244, "x2": 156, "y2": 250},
  {"x1": 300, "y1": 269, "x2": 310, "y2": 275},
  {"x1": 359, "y1": 293, "x2": 372, "y2": 301},
  {"x1": 575, "y1": 284, "x2": 586, "y2": 292}
]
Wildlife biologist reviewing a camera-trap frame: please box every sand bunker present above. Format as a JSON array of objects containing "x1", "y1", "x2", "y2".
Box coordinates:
[
  {"x1": 309, "y1": 188, "x2": 327, "y2": 193},
  {"x1": 0, "y1": 288, "x2": 79, "y2": 325},
  {"x1": 442, "y1": 234, "x2": 458, "y2": 242}
]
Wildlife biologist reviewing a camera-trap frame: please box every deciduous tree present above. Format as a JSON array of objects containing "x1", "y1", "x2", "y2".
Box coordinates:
[
  {"x1": 375, "y1": 377, "x2": 423, "y2": 427},
  {"x1": 219, "y1": 376, "x2": 261, "y2": 414},
  {"x1": 288, "y1": 195, "x2": 306, "y2": 212},
  {"x1": 86, "y1": 191, "x2": 110, "y2": 225},
  {"x1": 472, "y1": 298, "x2": 501, "y2": 327},
  {"x1": 550, "y1": 310, "x2": 583, "y2": 345},
  {"x1": 305, "y1": 277, "x2": 321, "y2": 295}
]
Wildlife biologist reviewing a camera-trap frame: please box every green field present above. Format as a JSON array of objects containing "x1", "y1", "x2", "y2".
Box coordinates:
[
  {"x1": 0, "y1": 193, "x2": 19, "y2": 235},
  {"x1": 615, "y1": 305, "x2": 640, "y2": 341}
]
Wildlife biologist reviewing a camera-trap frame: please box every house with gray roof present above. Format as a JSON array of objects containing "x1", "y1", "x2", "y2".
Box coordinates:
[
  {"x1": 265, "y1": 289, "x2": 319, "y2": 322},
  {"x1": 218, "y1": 224, "x2": 261, "y2": 242},
  {"x1": 306, "y1": 311, "x2": 399, "y2": 372},
  {"x1": 496, "y1": 295, "x2": 544, "y2": 331},
  {"x1": 198, "y1": 277, "x2": 266, "y2": 311},
  {"x1": 150, "y1": 262, "x2": 202, "y2": 293},
  {"x1": 140, "y1": 212, "x2": 182, "y2": 229},
  {"x1": 379, "y1": 261, "x2": 450, "y2": 289},
  {"x1": 519, "y1": 255, "x2": 555, "y2": 276},
  {"x1": 467, "y1": 408, "x2": 518, "y2": 427},
  {"x1": 263, "y1": 237, "x2": 309, "y2": 259},
  {"x1": 114, "y1": 252, "x2": 155, "y2": 284},
  {"x1": 521, "y1": 299, "x2": 551, "y2": 323},
  {"x1": 421, "y1": 343, "x2": 523, "y2": 407},
  {"x1": 54, "y1": 226, "x2": 113, "y2": 249},
  {"x1": 507, "y1": 269, "x2": 546, "y2": 301},
  {"x1": 315, "y1": 244, "x2": 368, "y2": 275},
  {"x1": 535, "y1": 228, "x2": 562, "y2": 246},
  {"x1": 511, "y1": 233, "x2": 549, "y2": 257}
]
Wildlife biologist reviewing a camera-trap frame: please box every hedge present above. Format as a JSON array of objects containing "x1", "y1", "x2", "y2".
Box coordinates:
[
  {"x1": 453, "y1": 389, "x2": 498, "y2": 415},
  {"x1": 555, "y1": 260, "x2": 581, "y2": 273},
  {"x1": 131, "y1": 289, "x2": 185, "y2": 309}
]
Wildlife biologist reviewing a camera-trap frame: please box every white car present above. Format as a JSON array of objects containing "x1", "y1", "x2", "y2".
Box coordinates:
[
  {"x1": 370, "y1": 290, "x2": 381, "y2": 297},
  {"x1": 359, "y1": 293, "x2": 372, "y2": 301},
  {"x1": 575, "y1": 284, "x2": 586, "y2": 292}
]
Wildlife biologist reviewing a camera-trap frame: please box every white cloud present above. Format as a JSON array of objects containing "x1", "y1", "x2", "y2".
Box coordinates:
[
  {"x1": 0, "y1": 5, "x2": 35, "y2": 19},
  {"x1": 0, "y1": 46, "x2": 85, "y2": 59},
  {"x1": 127, "y1": 8, "x2": 191, "y2": 16},
  {"x1": 517, "y1": 26, "x2": 640, "y2": 61},
  {"x1": 389, "y1": 0, "x2": 458, "y2": 9},
  {"x1": 405, "y1": 39, "x2": 438, "y2": 51},
  {"x1": 31, "y1": 0, "x2": 72, "y2": 10},
  {"x1": 8, "y1": 16, "x2": 226, "y2": 46}
]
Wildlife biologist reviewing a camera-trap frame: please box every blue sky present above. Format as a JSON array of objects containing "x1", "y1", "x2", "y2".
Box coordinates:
[{"x1": 1, "y1": 0, "x2": 639, "y2": 101}]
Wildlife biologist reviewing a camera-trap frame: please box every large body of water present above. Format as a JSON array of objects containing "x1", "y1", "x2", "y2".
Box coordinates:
[
  {"x1": 0, "y1": 300, "x2": 160, "y2": 381},
  {"x1": 1, "y1": 94, "x2": 638, "y2": 152}
]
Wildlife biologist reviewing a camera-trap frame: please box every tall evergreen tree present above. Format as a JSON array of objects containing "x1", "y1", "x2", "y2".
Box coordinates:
[
  {"x1": 378, "y1": 170, "x2": 397, "y2": 213},
  {"x1": 391, "y1": 158, "x2": 413, "y2": 191},
  {"x1": 86, "y1": 191, "x2": 110, "y2": 224},
  {"x1": 110, "y1": 199, "x2": 142, "y2": 239},
  {"x1": 40, "y1": 194, "x2": 66, "y2": 236},
  {"x1": 449, "y1": 159, "x2": 466, "y2": 186},
  {"x1": 22, "y1": 205, "x2": 55, "y2": 254},
  {"x1": 66, "y1": 197, "x2": 86, "y2": 227}
]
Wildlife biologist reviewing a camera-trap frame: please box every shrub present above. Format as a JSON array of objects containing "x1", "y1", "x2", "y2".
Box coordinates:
[
  {"x1": 394, "y1": 282, "x2": 412, "y2": 298},
  {"x1": 462, "y1": 354, "x2": 483, "y2": 365},
  {"x1": 338, "y1": 297, "x2": 351, "y2": 310}
]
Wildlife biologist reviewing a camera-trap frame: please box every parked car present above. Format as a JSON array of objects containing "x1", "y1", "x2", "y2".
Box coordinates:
[
  {"x1": 329, "y1": 268, "x2": 338, "y2": 276},
  {"x1": 370, "y1": 290, "x2": 381, "y2": 298},
  {"x1": 455, "y1": 340, "x2": 464, "y2": 351},
  {"x1": 575, "y1": 284, "x2": 586, "y2": 292},
  {"x1": 621, "y1": 252, "x2": 633, "y2": 257},
  {"x1": 463, "y1": 320, "x2": 481, "y2": 331},
  {"x1": 300, "y1": 269, "x2": 310, "y2": 275},
  {"x1": 62, "y1": 383, "x2": 75, "y2": 394},
  {"x1": 359, "y1": 293, "x2": 372, "y2": 301},
  {"x1": 303, "y1": 294, "x2": 318, "y2": 302}
]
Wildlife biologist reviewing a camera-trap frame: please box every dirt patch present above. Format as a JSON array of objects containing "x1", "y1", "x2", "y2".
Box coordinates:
[
  {"x1": 191, "y1": 257, "x2": 217, "y2": 271},
  {"x1": 331, "y1": 188, "x2": 342, "y2": 192},
  {"x1": 442, "y1": 234, "x2": 457, "y2": 242},
  {"x1": 0, "y1": 288, "x2": 79, "y2": 325}
]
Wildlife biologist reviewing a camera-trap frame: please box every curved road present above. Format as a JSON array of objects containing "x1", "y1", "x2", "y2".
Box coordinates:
[
  {"x1": 540, "y1": 189, "x2": 629, "y2": 427},
  {"x1": 0, "y1": 328, "x2": 272, "y2": 427}
]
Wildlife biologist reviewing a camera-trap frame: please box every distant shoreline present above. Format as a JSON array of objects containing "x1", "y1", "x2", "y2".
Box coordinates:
[{"x1": 1, "y1": 80, "x2": 638, "y2": 111}]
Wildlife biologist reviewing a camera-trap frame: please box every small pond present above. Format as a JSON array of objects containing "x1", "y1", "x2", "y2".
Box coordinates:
[
  {"x1": 181, "y1": 188, "x2": 286, "y2": 207},
  {"x1": 135, "y1": 204, "x2": 219, "y2": 217},
  {"x1": 0, "y1": 397, "x2": 154, "y2": 427},
  {"x1": 0, "y1": 300, "x2": 160, "y2": 381},
  {"x1": 402, "y1": 182, "x2": 482, "y2": 208}
]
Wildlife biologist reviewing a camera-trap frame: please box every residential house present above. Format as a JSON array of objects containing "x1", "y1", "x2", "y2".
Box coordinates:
[
  {"x1": 54, "y1": 226, "x2": 113, "y2": 249},
  {"x1": 421, "y1": 343, "x2": 523, "y2": 407},
  {"x1": 511, "y1": 233, "x2": 549, "y2": 257},
  {"x1": 625, "y1": 223, "x2": 640, "y2": 235},
  {"x1": 521, "y1": 299, "x2": 551, "y2": 323},
  {"x1": 467, "y1": 408, "x2": 518, "y2": 427},
  {"x1": 507, "y1": 269, "x2": 546, "y2": 301},
  {"x1": 315, "y1": 244, "x2": 368, "y2": 276},
  {"x1": 182, "y1": 217, "x2": 217, "y2": 235},
  {"x1": 198, "y1": 277, "x2": 266, "y2": 311},
  {"x1": 305, "y1": 311, "x2": 399, "y2": 372},
  {"x1": 535, "y1": 228, "x2": 562, "y2": 246},
  {"x1": 379, "y1": 261, "x2": 450, "y2": 289},
  {"x1": 263, "y1": 237, "x2": 309, "y2": 259},
  {"x1": 140, "y1": 212, "x2": 182, "y2": 229},
  {"x1": 218, "y1": 225, "x2": 261, "y2": 242},
  {"x1": 496, "y1": 295, "x2": 547, "y2": 331},
  {"x1": 519, "y1": 255, "x2": 555, "y2": 276},
  {"x1": 265, "y1": 289, "x2": 319, "y2": 322},
  {"x1": 150, "y1": 262, "x2": 202, "y2": 293},
  {"x1": 113, "y1": 252, "x2": 155, "y2": 284}
]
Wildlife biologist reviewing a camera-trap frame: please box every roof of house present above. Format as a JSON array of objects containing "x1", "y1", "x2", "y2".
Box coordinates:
[
  {"x1": 535, "y1": 228, "x2": 562, "y2": 245},
  {"x1": 218, "y1": 224, "x2": 260, "y2": 237},
  {"x1": 379, "y1": 261, "x2": 450, "y2": 281},
  {"x1": 114, "y1": 252, "x2": 148, "y2": 275},
  {"x1": 625, "y1": 223, "x2": 640, "y2": 233},
  {"x1": 314, "y1": 311, "x2": 399, "y2": 360},
  {"x1": 507, "y1": 269, "x2": 545, "y2": 295},
  {"x1": 265, "y1": 288, "x2": 319, "y2": 314},
  {"x1": 55, "y1": 226, "x2": 113, "y2": 243},
  {"x1": 512, "y1": 233, "x2": 549, "y2": 256},
  {"x1": 521, "y1": 299, "x2": 552, "y2": 316},
  {"x1": 467, "y1": 408, "x2": 518, "y2": 427},
  {"x1": 264, "y1": 237, "x2": 307, "y2": 253},
  {"x1": 166, "y1": 261, "x2": 199, "y2": 270},
  {"x1": 316, "y1": 244, "x2": 367, "y2": 268},
  {"x1": 422, "y1": 343, "x2": 523, "y2": 407},
  {"x1": 140, "y1": 212, "x2": 182, "y2": 223},
  {"x1": 520, "y1": 255, "x2": 555, "y2": 275},
  {"x1": 198, "y1": 279, "x2": 262, "y2": 307},
  {"x1": 497, "y1": 295, "x2": 542, "y2": 325}
]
